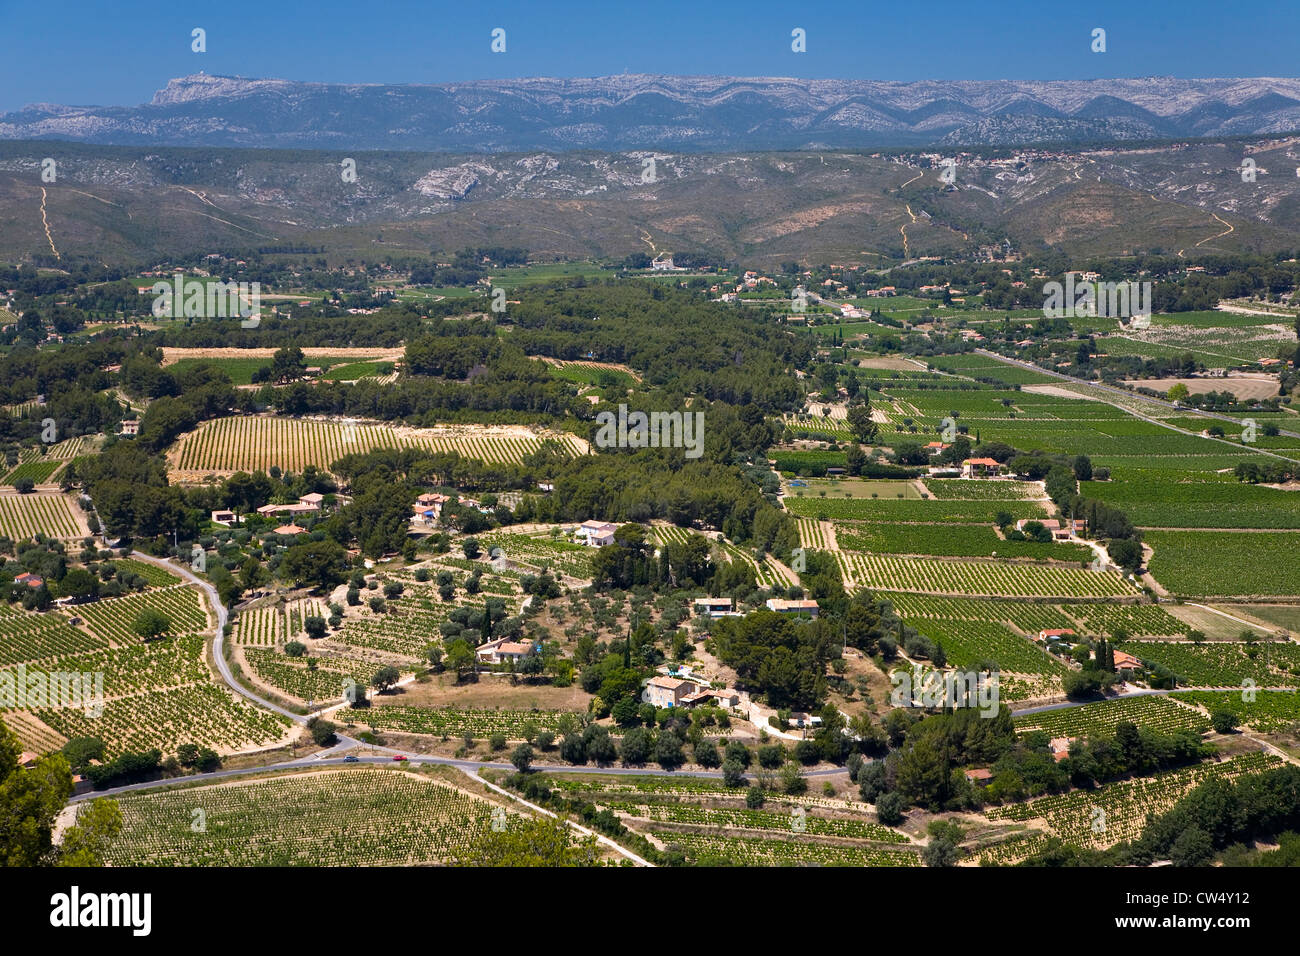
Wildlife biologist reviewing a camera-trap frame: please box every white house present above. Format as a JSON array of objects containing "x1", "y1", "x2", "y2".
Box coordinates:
[
  {"x1": 576, "y1": 520, "x2": 618, "y2": 547},
  {"x1": 692, "y1": 597, "x2": 735, "y2": 618},
  {"x1": 475, "y1": 637, "x2": 539, "y2": 666},
  {"x1": 765, "y1": 598, "x2": 820, "y2": 618}
]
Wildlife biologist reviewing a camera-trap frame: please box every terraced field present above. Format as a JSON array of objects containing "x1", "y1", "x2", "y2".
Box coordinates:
[
  {"x1": 99, "y1": 768, "x2": 524, "y2": 866},
  {"x1": 169, "y1": 416, "x2": 588, "y2": 475},
  {"x1": 718, "y1": 541, "x2": 789, "y2": 587},
  {"x1": 612, "y1": 802, "x2": 910, "y2": 842},
  {"x1": 1082, "y1": 474, "x2": 1300, "y2": 530},
  {"x1": 795, "y1": 517, "x2": 831, "y2": 550},
  {"x1": 478, "y1": 531, "x2": 595, "y2": 579},
  {"x1": 909, "y1": 619, "x2": 1070, "y2": 682},
  {"x1": 4, "y1": 459, "x2": 61, "y2": 485},
  {"x1": 36, "y1": 682, "x2": 289, "y2": 757},
  {"x1": 1059, "y1": 602, "x2": 1187, "y2": 637},
  {"x1": 2, "y1": 582, "x2": 291, "y2": 757},
  {"x1": 785, "y1": 495, "x2": 1045, "y2": 523}
]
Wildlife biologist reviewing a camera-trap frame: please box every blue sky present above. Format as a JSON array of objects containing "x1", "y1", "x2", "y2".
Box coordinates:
[{"x1": 2, "y1": 0, "x2": 1298, "y2": 112}]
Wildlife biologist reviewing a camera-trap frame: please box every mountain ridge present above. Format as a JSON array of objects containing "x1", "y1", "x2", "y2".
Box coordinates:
[{"x1": 6, "y1": 73, "x2": 1300, "y2": 151}]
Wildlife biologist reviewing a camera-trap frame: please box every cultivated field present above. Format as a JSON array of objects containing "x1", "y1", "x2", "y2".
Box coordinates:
[
  {"x1": 985, "y1": 752, "x2": 1284, "y2": 850},
  {"x1": 0, "y1": 492, "x2": 86, "y2": 539},
  {"x1": 837, "y1": 552, "x2": 1135, "y2": 599},
  {"x1": 168, "y1": 416, "x2": 589, "y2": 476},
  {"x1": 97, "y1": 768, "x2": 526, "y2": 866}
]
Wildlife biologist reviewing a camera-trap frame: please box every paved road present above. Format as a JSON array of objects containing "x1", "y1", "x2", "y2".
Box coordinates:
[{"x1": 128, "y1": 552, "x2": 308, "y2": 725}]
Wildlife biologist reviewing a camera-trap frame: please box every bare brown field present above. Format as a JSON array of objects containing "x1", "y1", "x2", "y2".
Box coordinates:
[
  {"x1": 1123, "y1": 374, "x2": 1279, "y2": 401},
  {"x1": 372, "y1": 674, "x2": 592, "y2": 712}
]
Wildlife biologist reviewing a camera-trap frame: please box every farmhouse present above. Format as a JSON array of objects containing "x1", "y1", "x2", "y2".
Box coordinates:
[
  {"x1": 12, "y1": 572, "x2": 43, "y2": 589},
  {"x1": 273, "y1": 524, "x2": 306, "y2": 535},
  {"x1": 765, "y1": 598, "x2": 820, "y2": 618},
  {"x1": 964, "y1": 768, "x2": 993, "y2": 785},
  {"x1": 1015, "y1": 518, "x2": 1073, "y2": 540},
  {"x1": 210, "y1": 510, "x2": 237, "y2": 526},
  {"x1": 118, "y1": 419, "x2": 140, "y2": 436},
  {"x1": 961, "y1": 458, "x2": 1001, "y2": 478},
  {"x1": 299, "y1": 493, "x2": 326, "y2": 508},
  {"x1": 707, "y1": 689, "x2": 741, "y2": 709},
  {"x1": 1038, "y1": 628, "x2": 1076, "y2": 644},
  {"x1": 1049, "y1": 737, "x2": 1073, "y2": 762},
  {"x1": 575, "y1": 520, "x2": 619, "y2": 547},
  {"x1": 1016, "y1": 518, "x2": 1060, "y2": 534},
  {"x1": 475, "y1": 636, "x2": 539, "y2": 666},
  {"x1": 643, "y1": 675, "x2": 694, "y2": 708},
  {"x1": 1112, "y1": 650, "x2": 1142, "y2": 673}
]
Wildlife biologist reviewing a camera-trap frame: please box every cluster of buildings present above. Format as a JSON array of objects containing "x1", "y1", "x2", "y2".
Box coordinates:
[
  {"x1": 211, "y1": 492, "x2": 346, "y2": 529},
  {"x1": 690, "y1": 596, "x2": 820, "y2": 619},
  {"x1": 410, "y1": 492, "x2": 494, "y2": 531},
  {"x1": 643, "y1": 673, "x2": 741, "y2": 710}
]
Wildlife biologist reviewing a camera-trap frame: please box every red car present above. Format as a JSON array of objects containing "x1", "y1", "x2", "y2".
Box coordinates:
[{"x1": 392, "y1": 755, "x2": 407, "y2": 762}]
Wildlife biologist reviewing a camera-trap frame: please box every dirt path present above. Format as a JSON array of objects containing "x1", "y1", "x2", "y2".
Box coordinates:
[{"x1": 40, "y1": 186, "x2": 59, "y2": 260}]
